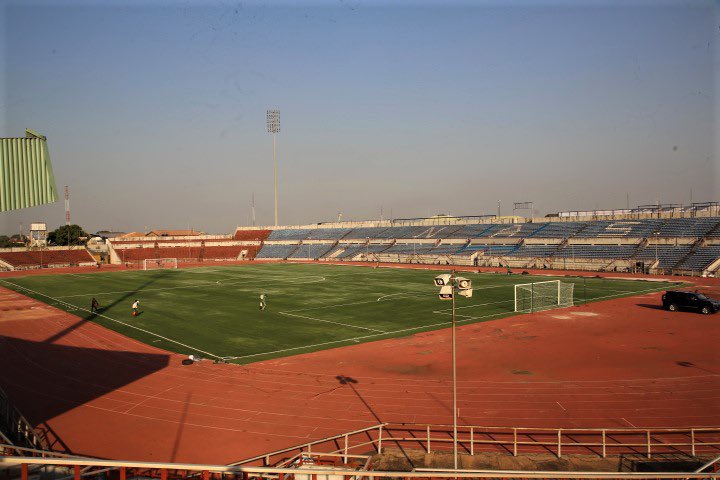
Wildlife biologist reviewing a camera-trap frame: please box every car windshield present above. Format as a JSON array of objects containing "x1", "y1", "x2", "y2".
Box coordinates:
[{"x1": 696, "y1": 294, "x2": 708, "y2": 300}]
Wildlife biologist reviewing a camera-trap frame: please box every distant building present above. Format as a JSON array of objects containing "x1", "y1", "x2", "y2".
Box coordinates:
[
  {"x1": 116, "y1": 232, "x2": 146, "y2": 239},
  {"x1": 146, "y1": 229, "x2": 204, "y2": 237},
  {"x1": 94, "y1": 231, "x2": 127, "y2": 240}
]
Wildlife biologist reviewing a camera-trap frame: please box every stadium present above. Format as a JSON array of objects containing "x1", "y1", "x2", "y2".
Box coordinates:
[{"x1": 1, "y1": 2, "x2": 719, "y2": 480}]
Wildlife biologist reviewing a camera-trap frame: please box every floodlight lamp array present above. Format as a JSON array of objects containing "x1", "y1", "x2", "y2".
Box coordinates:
[{"x1": 267, "y1": 110, "x2": 280, "y2": 133}]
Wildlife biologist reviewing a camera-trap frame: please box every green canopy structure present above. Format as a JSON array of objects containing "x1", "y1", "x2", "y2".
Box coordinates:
[{"x1": 0, "y1": 129, "x2": 58, "y2": 212}]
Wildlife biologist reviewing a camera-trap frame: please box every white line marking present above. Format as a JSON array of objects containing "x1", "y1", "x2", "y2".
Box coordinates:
[
  {"x1": 278, "y1": 311, "x2": 385, "y2": 333},
  {"x1": 375, "y1": 283, "x2": 510, "y2": 302},
  {"x1": 224, "y1": 309, "x2": 510, "y2": 361},
  {"x1": 56, "y1": 274, "x2": 327, "y2": 298},
  {"x1": 583, "y1": 285, "x2": 670, "y2": 303},
  {"x1": 0, "y1": 280, "x2": 223, "y2": 360},
  {"x1": 433, "y1": 299, "x2": 513, "y2": 313},
  {"x1": 622, "y1": 417, "x2": 637, "y2": 427},
  {"x1": 556, "y1": 401, "x2": 566, "y2": 411},
  {"x1": 283, "y1": 294, "x2": 430, "y2": 313},
  {"x1": 376, "y1": 291, "x2": 427, "y2": 301},
  {"x1": 123, "y1": 386, "x2": 175, "y2": 414}
]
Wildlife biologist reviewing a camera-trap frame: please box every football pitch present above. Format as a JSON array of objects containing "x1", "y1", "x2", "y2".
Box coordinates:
[{"x1": 1, "y1": 264, "x2": 682, "y2": 364}]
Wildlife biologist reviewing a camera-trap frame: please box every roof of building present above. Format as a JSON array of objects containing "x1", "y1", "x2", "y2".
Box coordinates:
[
  {"x1": 117, "y1": 231, "x2": 146, "y2": 238},
  {"x1": 146, "y1": 230, "x2": 204, "y2": 237}
]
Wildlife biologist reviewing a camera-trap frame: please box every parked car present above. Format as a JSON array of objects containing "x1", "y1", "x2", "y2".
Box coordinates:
[{"x1": 662, "y1": 290, "x2": 720, "y2": 315}]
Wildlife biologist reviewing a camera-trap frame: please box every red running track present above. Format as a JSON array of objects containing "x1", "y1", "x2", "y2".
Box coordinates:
[{"x1": 0, "y1": 267, "x2": 718, "y2": 464}]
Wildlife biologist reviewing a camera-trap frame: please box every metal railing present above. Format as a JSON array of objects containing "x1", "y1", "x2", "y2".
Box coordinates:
[
  {"x1": 2, "y1": 455, "x2": 719, "y2": 480},
  {"x1": 380, "y1": 423, "x2": 720, "y2": 459},
  {"x1": 0, "y1": 387, "x2": 49, "y2": 453},
  {"x1": 229, "y1": 423, "x2": 720, "y2": 468},
  {"x1": 2, "y1": 423, "x2": 720, "y2": 480}
]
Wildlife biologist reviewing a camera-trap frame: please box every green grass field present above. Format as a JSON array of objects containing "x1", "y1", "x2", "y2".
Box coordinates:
[{"x1": 0, "y1": 264, "x2": 682, "y2": 363}]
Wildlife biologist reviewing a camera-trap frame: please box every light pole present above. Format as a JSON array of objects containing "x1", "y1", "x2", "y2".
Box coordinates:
[
  {"x1": 654, "y1": 230, "x2": 660, "y2": 273},
  {"x1": 267, "y1": 109, "x2": 280, "y2": 226},
  {"x1": 451, "y1": 274, "x2": 457, "y2": 470},
  {"x1": 433, "y1": 272, "x2": 473, "y2": 471}
]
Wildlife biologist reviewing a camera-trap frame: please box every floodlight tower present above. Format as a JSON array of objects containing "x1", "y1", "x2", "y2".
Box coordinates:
[{"x1": 267, "y1": 109, "x2": 281, "y2": 226}]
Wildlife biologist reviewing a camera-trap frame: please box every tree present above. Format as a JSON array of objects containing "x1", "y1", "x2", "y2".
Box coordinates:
[
  {"x1": 47, "y1": 224, "x2": 88, "y2": 246},
  {"x1": 0, "y1": 234, "x2": 27, "y2": 248}
]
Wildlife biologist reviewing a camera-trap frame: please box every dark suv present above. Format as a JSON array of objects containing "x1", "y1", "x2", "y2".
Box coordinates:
[{"x1": 662, "y1": 290, "x2": 720, "y2": 315}]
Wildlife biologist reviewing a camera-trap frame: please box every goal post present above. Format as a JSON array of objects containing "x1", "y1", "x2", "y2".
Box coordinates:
[
  {"x1": 514, "y1": 280, "x2": 574, "y2": 313},
  {"x1": 143, "y1": 258, "x2": 178, "y2": 270}
]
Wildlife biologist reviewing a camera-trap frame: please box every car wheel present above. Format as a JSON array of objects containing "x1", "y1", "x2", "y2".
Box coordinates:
[
  {"x1": 701, "y1": 306, "x2": 710, "y2": 315},
  {"x1": 668, "y1": 304, "x2": 678, "y2": 312}
]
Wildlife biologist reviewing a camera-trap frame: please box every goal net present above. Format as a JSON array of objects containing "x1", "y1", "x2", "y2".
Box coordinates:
[
  {"x1": 143, "y1": 258, "x2": 178, "y2": 270},
  {"x1": 514, "y1": 280, "x2": 574, "y2": 313}
]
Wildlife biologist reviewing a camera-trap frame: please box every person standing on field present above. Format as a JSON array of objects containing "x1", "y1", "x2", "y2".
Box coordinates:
[
  {"x1": 132, "y1": 299, "x2": 140, "y2": 316},
  {"x1": 91, "y1": 297, "x2": 99, "y2": 313},
  {"x1": 259, "y1": 294, "x2": 267, "y2": 311}
]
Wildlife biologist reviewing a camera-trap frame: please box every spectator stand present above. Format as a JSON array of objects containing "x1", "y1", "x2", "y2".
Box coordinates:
[
  {"x1": 108, "y1": 234, "x2": 260, "y2": 267},
  {"x1": 250, "y1": 214, "x2": 720, "y2": 275},
  {"x1": 0, "y1": 246, "x2": 96, "y2": 271}
]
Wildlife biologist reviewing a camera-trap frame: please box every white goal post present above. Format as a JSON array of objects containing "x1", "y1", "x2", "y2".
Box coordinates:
[
  {"x1": 514, "y1": 280, "x2": 574, "y2": 313},
  {"x1": 143, "y1": 258, "x2": 179, "y2": 270}
]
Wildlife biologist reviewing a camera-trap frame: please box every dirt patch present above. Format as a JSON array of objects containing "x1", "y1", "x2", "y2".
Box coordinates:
[{"x1": 383, "y1": 364, "x2": 433, "y2": 375}]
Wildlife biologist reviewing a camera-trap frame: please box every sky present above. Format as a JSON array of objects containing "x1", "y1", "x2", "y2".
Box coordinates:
[{"x1": 0, "y1": 0, "x2": 717, "y2": 234}]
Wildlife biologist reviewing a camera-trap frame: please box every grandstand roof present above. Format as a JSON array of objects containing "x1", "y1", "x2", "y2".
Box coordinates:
[{"x1": 0, "y1": 129, "x2": 58, "y2": 212}]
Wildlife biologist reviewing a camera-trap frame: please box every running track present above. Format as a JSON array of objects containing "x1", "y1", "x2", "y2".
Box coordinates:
[{"x1": 0, "y1": 266, "x2": 718, "y2": 464}]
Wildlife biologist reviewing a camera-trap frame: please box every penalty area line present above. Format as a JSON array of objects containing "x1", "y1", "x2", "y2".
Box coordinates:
[
  {"x1": 224, "y1": 309, "x2": 512, "y2": 361},
  {"x1": 278, "y1": 311, "x2": 385, "y2": 333},
  {"x1": 0, "y1": 279, "x2": 223, "y2": 360}
]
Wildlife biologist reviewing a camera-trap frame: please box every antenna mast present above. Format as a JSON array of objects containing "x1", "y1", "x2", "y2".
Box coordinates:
[
  {"x1": 251, "y1": 193, "x2": 256, "y2": 226},
  {"x1": 65, "y1": 186, "x2": 70, "y2": 225}
]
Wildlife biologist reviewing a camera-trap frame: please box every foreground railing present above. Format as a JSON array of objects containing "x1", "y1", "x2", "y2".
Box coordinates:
[
  {"x1": 0, "y1": 387, "x2": 50, "y2": 453},
  {"x1": 382, "y1": 423, "x2": 720, "y2": 459},
  {"x1": 1, "y1": 456, "x2": 719, "y2": 480},
  {"x1": 230, "y1": 423, "x2": 720, "y2": 467},
  {"x1": 2, "y1": 424, "x2": 719, "y2": 480}
]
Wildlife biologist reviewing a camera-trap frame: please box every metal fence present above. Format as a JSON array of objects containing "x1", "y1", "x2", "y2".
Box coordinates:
[
  {"x1": 2, "y1": 454, "x2": 719, "y2": 480},
  {"x1": 0, "y1": 387, "x2": 49, "y2": 452},
  {"x1": 230, "y1": 423, "x2": 720, "y2": 467},
  {"x1": 2, "y1": 423, "x2": 719, "y2": 480}
]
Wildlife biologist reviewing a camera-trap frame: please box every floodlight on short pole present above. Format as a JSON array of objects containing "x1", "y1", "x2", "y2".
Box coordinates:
[
  {"x1": 433, "y1": 272, "x2": 473, "y2": 471},
  {"x1": 451, "y1": 273, "x2": 458, "y2": 471},
  {"x1": 267, "y1": 109, "x2": 280, "y2": 226}
]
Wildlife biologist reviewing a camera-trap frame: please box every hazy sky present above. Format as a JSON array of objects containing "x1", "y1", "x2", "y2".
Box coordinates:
[{"x1": 0, "y1": 0, "x2": 717, "y2": 234}]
